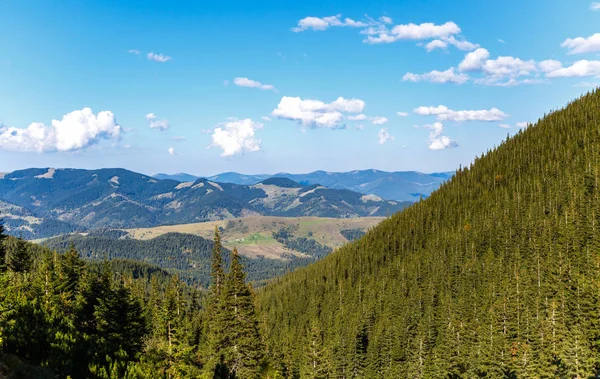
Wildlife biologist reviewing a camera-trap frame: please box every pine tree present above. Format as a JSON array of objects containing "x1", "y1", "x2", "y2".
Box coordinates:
[
  {"x1": 302, "y1": 322, "x2": 330, "y2": 379},
  {"x1": 223, "y1": 247, "x2": 264, "y2": 378},
  {"x1": 6, "y1": 237, "x2": 32, "y2": 273},
  {"x1": 207, "y1": 227, "x2": 230, "y2": 375},
  {"x1": 0, "y1": 214, "x2": 6, "y2": 273}
]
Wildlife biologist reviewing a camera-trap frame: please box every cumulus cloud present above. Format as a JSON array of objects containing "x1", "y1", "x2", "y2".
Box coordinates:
[
  {"x1": 414, "y1": 105, "x2": 508, "y2": 122},
  {"x1": 168, "y1": 147, "x2": 175, "y2": 155},
  {"x1": 540, "y1": 59, "x2": 600, "y2": 77},
  {"x1": 397, "y1": 112, "x2": 409, "y2": 117},
  {"x1": 371, "y1": 116, "x2": 388, "y2": 125},
  {"x1": 379, "y1": 16, "x2": 393, "y2": 24},
  {"x1": 0, "y1": 108, "x2": 121, "y2": 153},
  {"x1": 455, "y1": 48, "x2": 539, "y2": 86},
  {"x1": 209, "y1": 118, "x2": 262, "y2": 157},
  {"x1": 147, "y1": 52, "x2": 171, "y2": 63},
  {"x1": 423, "y1": 122, "x2": 457, "y2": 150},
  {"x1": 425, "y1": 36, "x2": 479, "y2": 52},
  {"x1": 403, "y1": 67, "x2": 469, "y2": 84},
  {"x1": 591, "y1": 2, "x2": 600, "y2": 10},
  {"x1": 365, "y1": 21, "x2": 461, "y2": 44},
  {"x1": 459, "y1": 48, "x2": 536, "y2": 77},
  {"x1": 561, "y1": 33, "x2": 600, "y2": 55},
  {"x1": 292, "y1": 15, "x2": 368, "y2": 32},
  {"x1": 233, "y1": 77, "x2": 277, "y2": 92},
  {"x1": 272, "y1": 96, "x2": 365, "y2": 129},
  {"x1": 146, "y1": 113, "x2": 170, "y2": 131},
  {"x1": 378, "y1": 128, "x2": 394, "y2": 144}
]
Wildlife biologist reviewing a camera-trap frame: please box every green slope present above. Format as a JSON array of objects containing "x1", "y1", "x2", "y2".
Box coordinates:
[{"x1": 256, "y1": 90, "x2": 600, "y2": 377}]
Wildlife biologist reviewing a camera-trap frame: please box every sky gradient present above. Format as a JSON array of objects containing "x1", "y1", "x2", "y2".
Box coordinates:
[{"x1": 1, "y1": 0, "x2": 599, "y2": 176}]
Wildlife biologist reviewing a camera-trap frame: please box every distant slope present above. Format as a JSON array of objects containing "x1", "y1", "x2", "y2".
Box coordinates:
[
  {"x1": 205, "y1": 169, "x2": 453, "y2": 201},
  {"x1": 153, "y1": 172, "x2": 201, "y2": 182},
  {"x1": 0, "y1": 168, "x2": 406, "y2": 237},
  {"x1": 256, "y1": 91, "x2": 600, "y2": 377}
]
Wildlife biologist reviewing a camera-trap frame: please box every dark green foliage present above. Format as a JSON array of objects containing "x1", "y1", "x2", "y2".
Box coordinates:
[
  {"x1": 0, "y1": 237, "x2": 205, "y2": 378},
  {"x1": 273, "y1": 227, "x2": 333, "y2": 259},
  {"x1": 44, "y1": 232, "x2": 311, "y2": 287},
  {"x1": 0, "y1": 214, "x2": 6, "y2": 273},
  {"x1": 257, "y1": 89, "x2": 600, "y2": 377},
  {"x1": 339, "y1": 228, "x2": 366, "y2": 242},
  {"x1": 5, "y1": 237, "x2": 32, "y2": 273}
]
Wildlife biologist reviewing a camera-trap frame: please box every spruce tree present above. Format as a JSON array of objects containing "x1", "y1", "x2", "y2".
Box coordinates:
[
  {"x1": 6, "y1": 237, "x2": 32, "y2": 273},
  {"x1": 0, "y1": 215, "x2": 6, "y2": 273},
  {"x1": 224, "y1": 247, "x2": 264, "y2": 378},
  {"x1": 207, "y1": 226, "x2": 230, "y2": 375}
]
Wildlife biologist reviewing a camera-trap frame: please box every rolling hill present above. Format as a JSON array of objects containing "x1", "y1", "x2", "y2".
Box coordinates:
[
  {"x1": 155, "y1": 170, "x2": 453, "y2": 202},
  {"x1": 255, "y1": 91, "x2": 600, "y2": 376},
  {"x1": 0, "y1": 169, "x2": 408, "y2": 238}
]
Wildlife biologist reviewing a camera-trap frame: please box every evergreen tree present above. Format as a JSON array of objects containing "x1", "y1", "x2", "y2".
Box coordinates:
[
  {"x1": 223, "y1": 247, "x2": 264, "y2": 378},
  {"x1": 0, "y1": 214, "x2": 6, "y2": 273},
  {"x1": 6, "y1": 237, "x2": 32, "y2": 273}
]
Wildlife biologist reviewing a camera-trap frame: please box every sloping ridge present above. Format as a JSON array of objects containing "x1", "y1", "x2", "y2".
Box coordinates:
[{"x1": 256, "y1": 89, "x2": 600, "y2": 377}]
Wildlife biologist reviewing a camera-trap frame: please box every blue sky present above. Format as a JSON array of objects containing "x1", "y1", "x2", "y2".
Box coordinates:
[{"x1": 1, "y1": 0, "x2": 599, "y2": 176}]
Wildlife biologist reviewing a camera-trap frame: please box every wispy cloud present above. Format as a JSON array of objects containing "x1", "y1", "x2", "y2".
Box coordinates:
[
  {"x1": 378, "y1": 128, "x2": 394, "y2": 144},
  {"x1": 414, "y1": 105, "x2": 508, "y2": 122},
  {"x1": 233, "y1": 77, "x2": 277, "y2": 92},
  {"x1": 147, "y1": 52, "x2": 171, "y2": 63}
]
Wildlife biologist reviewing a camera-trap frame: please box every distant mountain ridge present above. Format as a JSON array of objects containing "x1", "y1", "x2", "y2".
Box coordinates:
[
  {"x1": 0, "y1": 168, "x2": 409, "y2": 238},
  {"x1": 154, "y1": 169, "x2": 454, "y2": 202}
]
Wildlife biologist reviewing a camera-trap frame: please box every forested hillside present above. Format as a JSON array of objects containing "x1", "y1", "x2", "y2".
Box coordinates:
[
  {"x1": 0, "y1": 223, "x2": 270, "y2": 378},
  {"x1": 43, "y1": 232, "x2": 312, "y2": 287},
  {"x1": 256, "y1": 90, "x2": 600, "y2": 378}
]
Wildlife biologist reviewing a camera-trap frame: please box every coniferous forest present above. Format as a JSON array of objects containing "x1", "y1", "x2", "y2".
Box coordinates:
[{"x1": 2, "y1": 89, "x2": 600, "y2": 378}]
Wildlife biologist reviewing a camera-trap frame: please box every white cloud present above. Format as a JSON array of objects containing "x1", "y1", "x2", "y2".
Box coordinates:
[
  {"x1": 540, "y1": 59, "x2": 600, "y2": 77},
  {"x1": 499, "y1": 123, "x2": 511, "y2": 129},
  {"x1": 459, "y1": 48, "x2": 536, "y2": 77},
  {"x1": 422, "y1": 122, "x2": 457, "y2": 150},
  {"x1": 128, "y1": 49, "x2": 140, "y2": 55},
  {"x1": 498, "y1": 39, "x2": 505, "y2": 43},
  {"x1": 272, "y1": 96, "x2": 365, "y2": 129},
  {"x1": 397, "y1": 112, "x2": 409, "y2": 117},
  {"x1": 147, "y1": 52, "x2": 171, "y2": 63},
  {"x1": 365, "y1": 21, "x2": 461, "y2": 44},
  {"x1": 403, "y1": 67, "x2": 469, "y2": 84},
  {"x1": 425, "y1": 40, "x2": 448, "y2": 51},
  {"x1": 414, "y1": 105, "x2": 508, "y2": 122},
  {"x1": 574, "y1": 81, "x2": 600, "y2": 87},
  {"x1": 168, "y1": 147, "x2": 175, "y2": 155},
  {"x1": 371, "y1": 116, "x2": 388, "y2": 125},
  {"x1": 456, "y1": 48, "x2": 539, "y2": 85},
  {"x1": 209, "y1": 118, "x2": 262, "y2": 157},
  {"x1": 348, "y1": 114, "x2": 368, "y2": 121},
  {"x1": 379, "y1": 16, "x2": 393, "y2": 24},
  {"x1": 561, "y1": 33, "x2": 600, "y2": 55},
  {"x1": 378, "y1": 128, "x2": 394, "y2": 144},
  {"x1": 426, "y1": 36, "x2": 479, "y2": 52},
  {"x1": 591, "y1": 2, "x2": 600, "y2": 10},
  {"x1": 516, "y1": 122, "x2": 529, "y2": 128},
  {"x1": 292, "y1": 15, "x2": 368, "y2": 32},
  {"x1": 0, "y1": 108, "x2": 121, "y2": 153},
  {"x1": 171, "y1": 136, "x2": 186, "y2": 141},
  {"x1": 146, "y1": 113, "x2": 170, "y2": 131},
  {"x1": 233, "y1": 77, "x2": 277, "y2": 92}
]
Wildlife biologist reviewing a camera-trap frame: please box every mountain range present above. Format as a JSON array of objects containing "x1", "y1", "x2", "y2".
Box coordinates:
[
  {"x1": 0, "y1": 168, "x2": 409, "y2": 239},
  {"x1": 155, "y1": 169, "x2": 454, "y2": 202}
]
